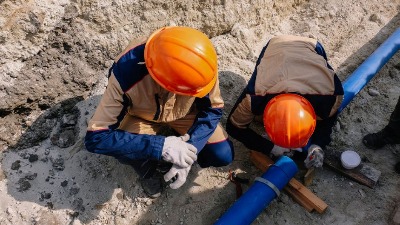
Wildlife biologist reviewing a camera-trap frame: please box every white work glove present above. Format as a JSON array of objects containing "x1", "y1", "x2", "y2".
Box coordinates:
[
  {"x1": 270, "y1": 145, "x2": 302, "y2": 158},
  {"x1": 162, "y1": 134, "x2": 198, "y2": 168},
  {"x1": 304, "y1": 144, "x2": 324, "y2": 168},
  {"x1": 164, "y1": 164, "x2": 192, "y2": 189}
]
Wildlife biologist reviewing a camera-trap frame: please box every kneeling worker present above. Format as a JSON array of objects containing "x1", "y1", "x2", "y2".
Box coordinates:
[
  {"x1": 227, "y1": 35, "x2": 344, "y2": 169},
  {"x1": 85, "y1": 26, "x2": 234, "y2": 198}
]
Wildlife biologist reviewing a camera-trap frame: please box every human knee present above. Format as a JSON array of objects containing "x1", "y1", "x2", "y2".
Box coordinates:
[{"x1": 199, "y1": 139, "x2": 234, "y2": 167}]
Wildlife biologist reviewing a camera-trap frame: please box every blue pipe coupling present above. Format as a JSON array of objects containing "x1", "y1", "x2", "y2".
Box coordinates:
[{"x1": 214, "y1": 156, "x2": 298, "y2": 225}]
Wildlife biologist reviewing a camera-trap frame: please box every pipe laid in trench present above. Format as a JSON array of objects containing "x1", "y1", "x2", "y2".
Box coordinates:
[
  {"x1": 339, "y1": 28, "x2": 400, "y2": 112},
  {"x1": 214, "y1": 156, "x2": 298, "y2": 225}
]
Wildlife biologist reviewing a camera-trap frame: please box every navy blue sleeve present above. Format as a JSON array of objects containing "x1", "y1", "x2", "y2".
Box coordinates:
[
  {"x1": 84, "y1": 43, "x2": 165, "y2": 161},
  {"x1": 309, "y1": 112, "x2": 338, "y2": 149},
  {"x1": 311, "y1": 41, "x2": 343, "y2": 149},
  {"x1": 186, "y1": 96, "x2": 223, "y2": 152},
  {"x1": 226, "y1": 91, "x2": 275, "y2": 155},
  {"x1": 315, "y1": 41, "x2": 334, "y2": 70},
  {"x1": 226, "y1": 119, "x2": 274, "y2": 155},
  {"x1": 85, "y1": 130, "x2": 165, "y2": 160}
]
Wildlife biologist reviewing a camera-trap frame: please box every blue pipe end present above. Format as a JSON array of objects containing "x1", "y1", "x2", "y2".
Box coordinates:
[
  {"x1": 274, "y1": 155, "x2": 298, "y2": 178},
  {"x1": 214, "y1": 156, "x2": 298, "y2": 225}
]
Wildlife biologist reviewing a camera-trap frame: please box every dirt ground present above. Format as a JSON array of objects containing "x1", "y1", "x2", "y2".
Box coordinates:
[{"x1": 1, "y1": 0, "x2": 400, "y2": 224}]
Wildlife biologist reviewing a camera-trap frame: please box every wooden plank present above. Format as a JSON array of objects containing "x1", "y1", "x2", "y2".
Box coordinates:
[
  {"x1": 324, "y1": 151, "x2": 381, "y2": 188},
  {"x1": 250, "y1": 150, "x2": 273, "y2": 171},
  {"x1": 250, "y1": 151, "x2": 328, "y2": 214},
  {"x1": 283, "y1": 186, "x2": 314, "y2": 212},
  {"x1": 288, "y1": 178, "x2": 327, "y2": 213}
]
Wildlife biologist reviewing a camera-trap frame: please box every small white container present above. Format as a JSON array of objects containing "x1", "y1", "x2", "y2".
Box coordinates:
[{"x1": 341, "y1": 150, "x2": 361, "y2": 169}]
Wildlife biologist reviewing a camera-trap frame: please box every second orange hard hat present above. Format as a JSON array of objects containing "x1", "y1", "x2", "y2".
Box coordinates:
[
  {"x1": 144, "y1": 26, "x2": 218, "y2": 98},
  {"x1": 263, "y1": 93, "x2": 316, "y2": 148}
]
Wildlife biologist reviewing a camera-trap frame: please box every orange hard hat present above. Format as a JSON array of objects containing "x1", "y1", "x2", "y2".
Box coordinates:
[
  {"x1": 144, "y1": 26, "x2": 218, "y2": 98},
  {"x1": 263, "y1": 93, "x2": 316, "y2": 148}
]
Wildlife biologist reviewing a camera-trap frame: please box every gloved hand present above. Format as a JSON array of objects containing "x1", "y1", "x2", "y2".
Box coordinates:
[
  {"x1": 304, "y1": 144, "x2": 324, "y2": 168},
  {"x1": 270, "y1": 145, "x2": 302, "y2": 157},
  {"x1": 164, "y1": 164, "x2": 192, "y2": 189},
  {"x1": 270, "y1": 145, "x2": 290, "y2": 157},
  {"x1": 162, "y1": 134, "x2": 198, "y2": 168}
]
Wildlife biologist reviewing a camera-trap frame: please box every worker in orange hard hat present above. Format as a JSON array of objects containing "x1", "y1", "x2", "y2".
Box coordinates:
[
  {"x1": 227, "y1": 35, "x2": 344, "y2": 169},
  {"x1": 85, "y1": 26, "x2": 234, "y2": 198}
]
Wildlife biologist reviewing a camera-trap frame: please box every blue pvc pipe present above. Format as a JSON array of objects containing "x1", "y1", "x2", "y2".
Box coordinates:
[
  {"x1": 339, "y1": 28, "x2": 400, "y2": 113},
  {"x1": 214, "y1": 156, "x2": 298, "y2": 225}
]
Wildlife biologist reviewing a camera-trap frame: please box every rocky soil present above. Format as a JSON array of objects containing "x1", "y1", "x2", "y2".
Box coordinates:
[{"x1": 0, "y1": 0, "x2": 399, "y2": 224}]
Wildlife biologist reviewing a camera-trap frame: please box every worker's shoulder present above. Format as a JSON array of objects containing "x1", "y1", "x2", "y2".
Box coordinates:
[
  {"x1": 114, "y1": 36, "x2": 147, "y2": 62},
  {"x1": 269, "y1": 35, "x2": 318, "y2": 46},
  {"x1": 111, "y1": 36, "x2": 149, "y2": 92}
]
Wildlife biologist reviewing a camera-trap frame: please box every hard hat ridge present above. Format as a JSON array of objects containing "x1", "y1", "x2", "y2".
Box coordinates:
[{"x1": 144, "y1": 26, "x2": 218, "y2": 98}]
